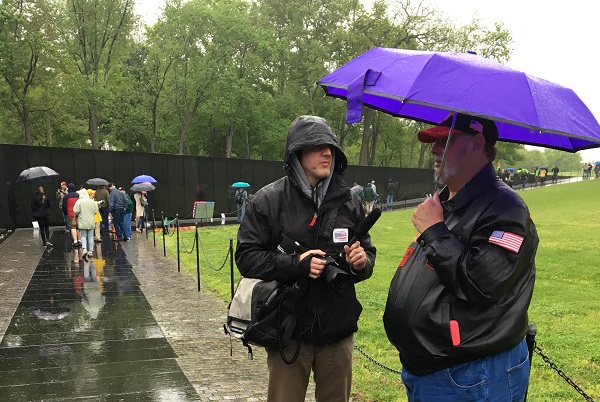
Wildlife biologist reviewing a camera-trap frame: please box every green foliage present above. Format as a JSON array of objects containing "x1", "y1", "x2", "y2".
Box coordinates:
[
  {"x1": 164, "y1": 179, "x2": 600, "y2": 401},
  {"x1": 1, "y1": 0, "x2": 523, "y2": 168}
]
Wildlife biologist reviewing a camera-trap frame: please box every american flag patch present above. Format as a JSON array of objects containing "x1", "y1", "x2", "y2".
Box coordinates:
[{"x1": 488, "y1": 230, "x2": 524, "y2": 253}]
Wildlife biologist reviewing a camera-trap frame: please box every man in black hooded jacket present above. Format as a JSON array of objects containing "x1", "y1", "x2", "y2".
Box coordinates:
[{"x1": 235, "y1": 115, "x2": 376, "y2": 402}]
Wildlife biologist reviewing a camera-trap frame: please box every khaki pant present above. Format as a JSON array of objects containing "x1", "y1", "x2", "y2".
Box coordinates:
[
  {"x1": 94, "y1": 222, "x2": 101, "y2": 240},
  {"x1": 266, "y1": 334, "x2": 354, "y2": 402}
]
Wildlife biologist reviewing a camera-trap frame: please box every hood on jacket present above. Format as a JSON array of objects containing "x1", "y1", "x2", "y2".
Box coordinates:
[
  {"x1": 283, "y1": 115, "x2": 348, "y2": 176},
  {"x1": 78, "y1": 189, "x2": 90, "y2": 198},
  {"x1": 68, "y1": 183, "x2": 76, "y2": 192}
]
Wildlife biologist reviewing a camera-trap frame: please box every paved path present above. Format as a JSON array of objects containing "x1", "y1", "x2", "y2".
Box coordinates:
[{"x1": 0, "y1": 228, "x2": 321, "y2": 401}]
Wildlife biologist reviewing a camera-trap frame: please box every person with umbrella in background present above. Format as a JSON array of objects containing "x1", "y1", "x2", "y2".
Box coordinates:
[
  {"x1": 120, "y1": 187, "x2": 134, "y2": 240},
  {"x1": 63, "y1": 183, "x2": 82, "y2": 249},
  {"x1": 73, "y1": 188, "x2": 98, "y2": 260},
  {"x1": 108, "y1": 184, "x2": 129, "y2": 241},
  {"x1": 385, "y1": 179, "x2": 396, "y2": 211},
  {"x1": 383, "y1": 113, "x2": 538, "y2": 402},
  {"x1": 31, "y1": 185, "x2": 52, "y2": 247},
  {"x1": 233, "y1": 184, "x2": 248, "y2": 223},
  {"x1": 134, "y1": 191, "x2": 148, "y2": 232},
  {"x1": 56, "y1": 181, "x2": 68, "y2": 232},
  {"x1": 94, "y1": 185, "x2": 110, "y2": 232},
  {"x1": 551, "y1": 165, "x2": 560, "y2": 184}
]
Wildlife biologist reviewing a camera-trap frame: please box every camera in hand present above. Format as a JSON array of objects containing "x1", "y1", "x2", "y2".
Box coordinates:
[{"x1": 316, "y1": 255, "x2": 351, "y2": 293}]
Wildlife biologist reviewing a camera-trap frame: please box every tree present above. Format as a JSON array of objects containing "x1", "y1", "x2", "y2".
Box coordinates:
[
  {"x1": 0, "y1": 0, "x2": 55, "y2": 145},
  {"x1": 57, "y1": 0, "x2": 137, "y2": 149}
]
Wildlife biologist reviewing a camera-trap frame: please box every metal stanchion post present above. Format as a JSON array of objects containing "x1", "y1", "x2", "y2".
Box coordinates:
[
  {"x1": 152, "y1": 209, "x2": 156, "y2": 247},
  {"x1": 229, "y1": 237, "x2": 234, "y2": 299},
  {"x1": 196, "y1": 221, "x2": 201, "y2": 291},
  {"x1": 161, "y1": 211, "x2": 166, "y2": 257},
  {"x1": 176, "y1": 214, "x2": 180, "y2": 273},
  {"x1": 524, "y1": 323, "x2": 537, "y2": 402}
]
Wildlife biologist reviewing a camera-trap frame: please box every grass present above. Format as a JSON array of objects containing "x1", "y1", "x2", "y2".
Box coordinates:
[{"x1": 160, "y1": 179, "x2": 600, "y2": 401}]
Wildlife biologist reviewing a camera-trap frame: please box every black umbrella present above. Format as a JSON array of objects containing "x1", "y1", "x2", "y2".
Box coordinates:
[
  {"x1": 130, "y1": 182, "x2": 155, "y2": 192},
  {"x1": 16, "y1": 166, "x2": 60, "y2": 183},
  {"x1": 86, "y1": 177, "x2": 109, "y2": 186}
]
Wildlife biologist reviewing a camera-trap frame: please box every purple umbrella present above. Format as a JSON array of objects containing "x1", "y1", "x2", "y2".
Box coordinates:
[{"x1": 318, "y1": 47, "x2": 600, "y2": 152}]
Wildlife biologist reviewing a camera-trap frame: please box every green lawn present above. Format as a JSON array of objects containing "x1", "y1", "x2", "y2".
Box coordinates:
[{"x1": 161, "y1": 179, "x2": 600, "y2": 402}]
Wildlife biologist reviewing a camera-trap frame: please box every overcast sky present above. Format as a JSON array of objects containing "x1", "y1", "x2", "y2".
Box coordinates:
[{"x1": 135, "y1": 0, "x2": 600, "y2": 162}]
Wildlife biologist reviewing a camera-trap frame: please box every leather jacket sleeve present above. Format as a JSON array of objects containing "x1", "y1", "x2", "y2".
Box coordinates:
[{"x1": 418, "y1": 201, "x2": 536, "y2": 306}]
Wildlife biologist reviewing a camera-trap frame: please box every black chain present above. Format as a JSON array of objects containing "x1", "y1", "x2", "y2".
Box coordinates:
[
  {"x1": 354, "y1": 342, "x2": 596, "y2": 402},
  {"x1": 196, "y1": 230, "x2": 229, "y2": 271},
  {"x1": 534, "y1": 345, "x2": 595, "y2": 402},
  {"x1": 354, "y1": 344, "x2": 401, "y2": 375}
]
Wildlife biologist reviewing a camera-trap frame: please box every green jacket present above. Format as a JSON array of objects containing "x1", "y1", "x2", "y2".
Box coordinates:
[
  {"x1": 362, "y1": 184, "x2": 375, "y2": 202},
  {"x1": 124, "y1": 194, "x2": 134, "y2": 214}
]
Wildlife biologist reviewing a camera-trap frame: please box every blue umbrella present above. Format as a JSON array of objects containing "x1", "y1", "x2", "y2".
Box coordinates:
[
  {"x1": 506, "y1": 167, "x2": 516, "y2": 172},
  {"x1": 132, "y1": 174, "x2": 157, "y2": 184},
  {"x1": 232, "y1": 182, "x2": 250, "y2": 188},
  {"x1": 595, "y1": 161, "x2": 600, "y2": 166}
]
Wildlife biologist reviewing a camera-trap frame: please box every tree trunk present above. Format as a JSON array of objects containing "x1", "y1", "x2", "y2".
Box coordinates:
[
  {"x1": 209, "y1": 126, "x2": 216, "y2": 157},
  {"x1": 47, "y1": 117, "x2": 53, "y2": 147},
  {"x1": 368, "y1": 113, "x2": 379, "y2": 166},
  {"x1": 226, "y1": 124, "x2": 234, "y2": 158},
  {"x1": 178, "y1": 115, "x2": 192, "y2": 155},
  {"x1": 418, "y1": 142, "x2": 429, "y2": 169},
  {"x1": 89, "y1": 103, "x2": 100, "y2": 149},
  {"x1": 338, "y1": 114, "x2": 347, "y2": 148},
  {"x1": 359, "y1": 108, "x2": 375, "y2": 165},
  {"x1": 151, "y1": 101, "x2": 158, "y2": 153},
  {"x1": 245, "y1": 128, "x2": 250, "y2": 159},
  {"x1": 20, "y1": 106, "x2": 31, "y2": 146}
]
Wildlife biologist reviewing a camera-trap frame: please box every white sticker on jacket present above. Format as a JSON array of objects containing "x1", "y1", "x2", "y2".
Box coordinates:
[{"x1": 333, "y1": 228, "x2": 349, "y2": 243}]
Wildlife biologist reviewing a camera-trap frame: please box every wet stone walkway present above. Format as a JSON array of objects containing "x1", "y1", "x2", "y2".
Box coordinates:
[{"x1": 0, "y1": 228, "x2": 295, "y2": 401}]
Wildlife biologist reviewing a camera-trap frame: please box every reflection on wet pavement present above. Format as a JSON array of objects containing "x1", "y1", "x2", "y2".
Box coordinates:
[{"x1": 0, "y1": 231, "x2": 199, "y2": 401}]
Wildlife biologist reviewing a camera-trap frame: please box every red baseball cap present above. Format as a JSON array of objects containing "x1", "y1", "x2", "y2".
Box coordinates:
[{"x1": 418, "y1": 113, "x2": 499, "y2": 145}]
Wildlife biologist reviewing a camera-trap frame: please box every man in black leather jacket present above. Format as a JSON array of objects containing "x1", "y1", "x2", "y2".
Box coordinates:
[
  {"x1": 236, "y1": 115, "x2": 376, "y2": 402},
  {"x1": 384, "y1": 113, "x2": 538, "y2": 402}
]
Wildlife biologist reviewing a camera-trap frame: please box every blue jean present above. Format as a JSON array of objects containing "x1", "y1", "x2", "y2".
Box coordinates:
[
  {"x1": 237, "y1": 203, "x2": 245, "y2": 223},
  {"x1": 123, "y1": 212, "x2": 133, "y2": 238},
  {"x1": 111, "y1": 208, "x2": 126, "y2": 239},
  {"x1": 80, "y1": 228, "x2": 94, "y2": 252},
  {"x1": 401, "y1": 338, "x2": 529, "y2": 402},
  {"x1": 99, "y1": 207, "x2": 109, "y2": 230},
  {"x1": 386, "y1": 194, "x2": 394, "y2": 210}
]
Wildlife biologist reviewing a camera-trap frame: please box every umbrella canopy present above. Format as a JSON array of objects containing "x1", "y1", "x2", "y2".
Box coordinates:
[
  {"x1": 517, "y1": 168, "x2": 530, "y2": 174},
  {"x1": 595, "y1": 161, "x2": 600, "y2": 166},
  {"x1": 506, "y1": 167, "x2": 516, "y2": 172},
  {"x1": 16, "y1": 166, "x2": 60, "y2": 183},
  {"x1": 86, "y1": 177, "x2": 109, "y2": 186},
  {"x1": 132, "y1": 174, "x2": 157, "y2": 184},
  {"x1": 130, "y1": 182, "x2": 155, "y2": 192},
  {"x1": 232, "y1": 182, "x2": 250, "y2": 188},
  {"x1": 318, "y1": 47, "x2": 600, "y2": 152}
]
